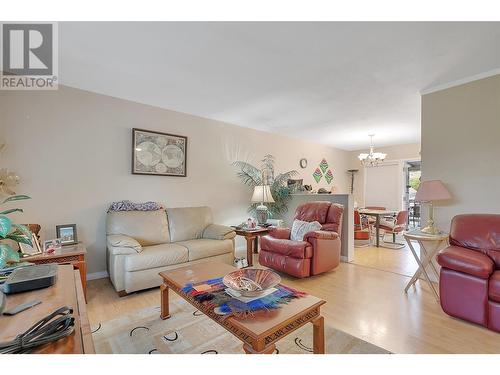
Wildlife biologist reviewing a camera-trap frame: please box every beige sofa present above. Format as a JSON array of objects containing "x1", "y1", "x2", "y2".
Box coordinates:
[{"x1": 106, "y1": 206, "x2": 235, "y2": 295}]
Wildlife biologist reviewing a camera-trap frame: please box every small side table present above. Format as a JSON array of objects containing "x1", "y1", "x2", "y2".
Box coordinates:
[
  {"x1": 234, "y1": 227, "x2": 270, "y2": 267},
  {"x1": 403, "y1": 230, "x2": 449, "y2": 301},
  {"x1": 23, "y1": 243, "x2": 87, "y2": 301}
]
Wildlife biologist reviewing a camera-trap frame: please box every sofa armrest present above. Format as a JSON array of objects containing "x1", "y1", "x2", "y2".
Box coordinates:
[
  {"x1": 437, "y1": 245, "x2": 494, "y2": 279},
  {"x1": 107, "y1": 234, "x2": 142, "y2": 255},
  {"x1": 304, "y1": 230, "x2": 339, "y2": 243},
  {"x1": 202, "y1": 224, "x2": 236, "y2": 240},
  {"x1": 268, "y1": 227, "x2": 291, "y2": 239}
]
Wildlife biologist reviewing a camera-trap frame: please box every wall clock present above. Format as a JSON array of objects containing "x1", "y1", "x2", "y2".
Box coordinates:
[{"x1": 299, "y1": 158, "x2": 307, "y2": 169}]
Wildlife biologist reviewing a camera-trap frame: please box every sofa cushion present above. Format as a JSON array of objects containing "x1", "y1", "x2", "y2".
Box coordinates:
[
  {"x1": 167, "y1": 206, "x2": 213, "y2": 242},
  {"x1": 325, "y1": 203, "x2": 344, "y2": 233},
  {"x1": 106, "y1": 209, "x2": 170, "y2": 246},
  {"x1": 268, "y1": 227, "x2": 291, "y2": 239},
  {"x1": 260, "y1": 235, "x2": 313, "y2": 259},
  {"x1": 437, "y1": 246, "x2": 495, "y2": 279},
  {"x1": 125, "y1": 243, "x2": 188, "y2": 272},
  {"x1": 107, "y1": 234, "x2": 142, "y2": 253},
  {"x1": 294, "y1": 201, "x2": 331, "y2": 224},
  {"x1": 449, "y1": 214, "x2": 500, "y2": 253},
  {"x1": 202, "y1": 224, "x2": 236, "y2": 240},
  {"x1": 259, "y1": 249, "x2": 311, "y2": 278},
  {"x1": 489, "y1": 271, "x2": 500, "y2": 303},
  {"x1": 176, "y1": 239, "x2": 233, "y2": 261}
]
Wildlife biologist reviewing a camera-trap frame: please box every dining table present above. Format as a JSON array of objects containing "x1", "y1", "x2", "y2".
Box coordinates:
[{"x1": 358, "y1": 208, "x2": 397, "y2": 247}]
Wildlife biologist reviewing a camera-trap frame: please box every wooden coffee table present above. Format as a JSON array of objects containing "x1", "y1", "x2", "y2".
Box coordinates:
[{"x1": 159, "y1": 262, "x2": 326, "y2": 354}]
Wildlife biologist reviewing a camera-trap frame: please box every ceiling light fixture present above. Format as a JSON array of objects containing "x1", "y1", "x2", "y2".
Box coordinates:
[{"x1": 358, "y1": 134, "x2": 387, "y2": 167}]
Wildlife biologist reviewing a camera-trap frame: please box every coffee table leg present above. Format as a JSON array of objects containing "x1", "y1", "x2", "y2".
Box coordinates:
[
  {"x1": 160, "y1": 283, "x2": 171, "y2": 320},
  {"x1": 246, "y1": 236, "x2": 254, "y2": 267},
  {"x1": 243, "y1": 342, "x2": 276, "y2": 354},
  {"x1": 312, "y1": 316, "x2": 325, "y2": 354}
]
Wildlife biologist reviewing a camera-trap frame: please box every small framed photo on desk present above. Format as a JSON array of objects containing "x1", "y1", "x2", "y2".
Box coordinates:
[
  {"x1": 19, "y1": 233, "x2": 42, "y2": 256},
  {"x1": 56, "y1": 224, "x2": 78, "y2": 246},
  {"x1": 43, "y1": 238, "x2": 62, "y2": 253}
]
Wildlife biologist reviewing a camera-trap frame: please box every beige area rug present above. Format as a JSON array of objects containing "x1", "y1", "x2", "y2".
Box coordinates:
[{"x1": 91, "y1": 299, "x2": 390, "y2": 354}]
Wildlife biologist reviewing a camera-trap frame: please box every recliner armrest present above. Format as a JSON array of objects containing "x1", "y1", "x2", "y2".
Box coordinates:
[
  {"x1": 268, "y1": 227, "x2": 291, "y2": 239},
  {"x1": 202, "y1": 224, "x2": 236, "y2": 240},
  {"x1": 304, "y1": 230, "x2": 339, "y2": 243},
  {"x1": 107, "y1": 234, "x2": 142, "y2": 255},
  {"x1": 437, "y1": 245, "x2": 494, "y2": 279}
]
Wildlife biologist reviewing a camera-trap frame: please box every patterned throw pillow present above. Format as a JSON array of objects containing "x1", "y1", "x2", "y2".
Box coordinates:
[{"x1": 290, "y1": 219, "x2": 322, "y2": 241}]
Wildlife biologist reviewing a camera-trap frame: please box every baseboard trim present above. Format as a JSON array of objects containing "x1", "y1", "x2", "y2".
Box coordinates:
[{"x1": 87, "y1": 270, "x2": 109, "y2": 280}]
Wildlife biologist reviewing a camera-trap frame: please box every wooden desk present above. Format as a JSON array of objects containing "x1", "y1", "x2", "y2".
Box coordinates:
[
  {"x1": 23, "y1": 244, "x2": 87, "y2": 300},
  {"x1": 234, "y1": 227, "x2": 270, "y2": 267},
  {"x1": 358, "y1": 209, "x2": 397, "y2": 247},
  {"x1": 0, "y1": 265, "x2": 94, "y2": 354},
  {"x1": 160, "y1": 262, "x2": 326, "y2": 354}
]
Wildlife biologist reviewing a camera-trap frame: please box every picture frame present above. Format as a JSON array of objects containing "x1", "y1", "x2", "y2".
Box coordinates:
[
  {"x1": 56, "y1": 224, "x2": 78, "y2": 246},
  {"x1": 43, "y1": 238, "x2": 62, "y2": 253},
  {"x1": 19, "y1": 233, "x2": 42, "y2": 256},
  {"x1": 132, "y1": 128, "x2": 187, "y2": 177}
]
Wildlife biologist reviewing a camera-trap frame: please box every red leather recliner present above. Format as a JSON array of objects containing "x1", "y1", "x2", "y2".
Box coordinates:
[
  {"x1": 437, "y1": 214, "x2": 500, "y2": 332},
  {"x1": 259, "y1": 201, "x2": 343, "y2": 278}
]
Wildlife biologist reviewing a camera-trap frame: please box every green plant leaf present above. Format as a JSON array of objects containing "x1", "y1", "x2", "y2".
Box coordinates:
[
  {"x1": 6, "y1": 233, "x2": 32, "y2": 246},
  {"x1": 0, "y1": 216, "x2": 12, "y2": 238},
  {"x1": 2, "y1": 195, "x2": 31, "y2": 204},
  {"x1": 233, "y1": 161, "x2": 262, "y2": 187},
  {"x1": 0, "y1": 243, "x2": 19, "y2": 268},
  {"x1": 12, "y1": 224, "x2": 31, "y2": 238},
  {"x1": 0, "y1": 208, "x2": 23, "y2": 215}
]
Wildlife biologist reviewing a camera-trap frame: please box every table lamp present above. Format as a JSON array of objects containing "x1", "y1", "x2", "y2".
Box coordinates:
[
  {"x1": 415, "y1": 179, "x2": 452, "y2": 235},
  {"x1": 251, "y1": 185, "x2": 275, "y2": 225}
]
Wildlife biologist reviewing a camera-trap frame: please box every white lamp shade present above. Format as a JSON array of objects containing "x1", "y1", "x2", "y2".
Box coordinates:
[
  {"x1": 251, "y1": 185, "x2": 275, "y2": 203},
  {"x1": 415, "y1": 180, "x2": 452, "y2": 202}
]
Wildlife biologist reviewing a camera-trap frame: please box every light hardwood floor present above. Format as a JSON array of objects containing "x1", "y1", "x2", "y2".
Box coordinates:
[
  {"x1": 87, "y1": 250, "x2": 500, "y2": 354},
  {"x1": 353, "y1": 239, "x2": 419, "y2": 277}
]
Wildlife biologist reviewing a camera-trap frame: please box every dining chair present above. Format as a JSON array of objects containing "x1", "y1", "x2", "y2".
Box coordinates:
[
  {"x1": 378, "y1": 211, "x2": 408, "y2": 249},
  {"x1": 354, "y1": 210, "x2": 371, "y2": 247}
]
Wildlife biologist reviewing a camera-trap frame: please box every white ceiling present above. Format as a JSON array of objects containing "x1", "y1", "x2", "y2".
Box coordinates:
[{"x1": 59, "y1": 22, "x2": 500, "y2": 150}]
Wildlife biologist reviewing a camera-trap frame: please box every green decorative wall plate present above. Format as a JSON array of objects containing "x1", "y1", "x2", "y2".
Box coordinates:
[
  {"x1": 325, "y1": 169, "x2": 333, "y2": 184},
  {"x1": 319, "y1": 158, "x2": 329, "y2": 174},
  {"x1": 313, "y1": 167, "x2": 322, "y2": 183}
]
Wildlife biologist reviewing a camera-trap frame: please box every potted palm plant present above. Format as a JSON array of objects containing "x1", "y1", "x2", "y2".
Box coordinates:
[{"x1": 233, "y1": 154, "x2": 298, "y2": 219}]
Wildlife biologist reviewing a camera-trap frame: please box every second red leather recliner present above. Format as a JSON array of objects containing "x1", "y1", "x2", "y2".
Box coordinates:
[{"x1": 437, "y1": 214, "x2": 500, "y2": 333}]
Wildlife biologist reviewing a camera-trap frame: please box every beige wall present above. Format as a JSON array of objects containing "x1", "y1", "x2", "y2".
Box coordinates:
[
  {"x1": 0, "y1": 85, "x2": 351, "y2": 275},
  {"x1": 348, "y1": 143, "x2": 421, "y2": 207},
  {"x1": 421, "y1": 74, "x2": 500, "y2": 230}
]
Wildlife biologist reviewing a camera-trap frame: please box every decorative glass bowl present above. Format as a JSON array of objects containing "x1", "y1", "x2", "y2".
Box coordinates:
[{"x1": 223, "y1": 268, "x2": 281, "y2": 297}]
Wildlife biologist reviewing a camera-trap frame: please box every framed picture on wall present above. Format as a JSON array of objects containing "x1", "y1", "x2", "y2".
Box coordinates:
[
  {"x1": 56, "y1": 224, "x2": 78, "y2": 246},
  {"x1": 132, "y1": 128, "x2": 187, "y2": 177}
]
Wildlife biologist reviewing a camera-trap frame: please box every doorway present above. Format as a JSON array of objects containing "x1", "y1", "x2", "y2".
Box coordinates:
[{"x1": 403, "y1": 160, "x2": 421, "y2": 229}]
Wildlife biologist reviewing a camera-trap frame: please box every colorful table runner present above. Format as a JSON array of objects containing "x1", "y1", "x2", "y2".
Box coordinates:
[{"x1": 181, "y1": 277, "x2": 306, "y2": 318}]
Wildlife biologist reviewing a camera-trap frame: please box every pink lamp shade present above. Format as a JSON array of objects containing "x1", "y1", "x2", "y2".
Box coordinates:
[{"x1": 415, "y1": 180, "x2": 452, "y2": 202}]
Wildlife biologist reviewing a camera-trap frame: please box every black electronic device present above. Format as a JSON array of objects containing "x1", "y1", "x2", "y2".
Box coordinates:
[{"x1": 3, "y1": 264, "x2": 58, "y2": 294}]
